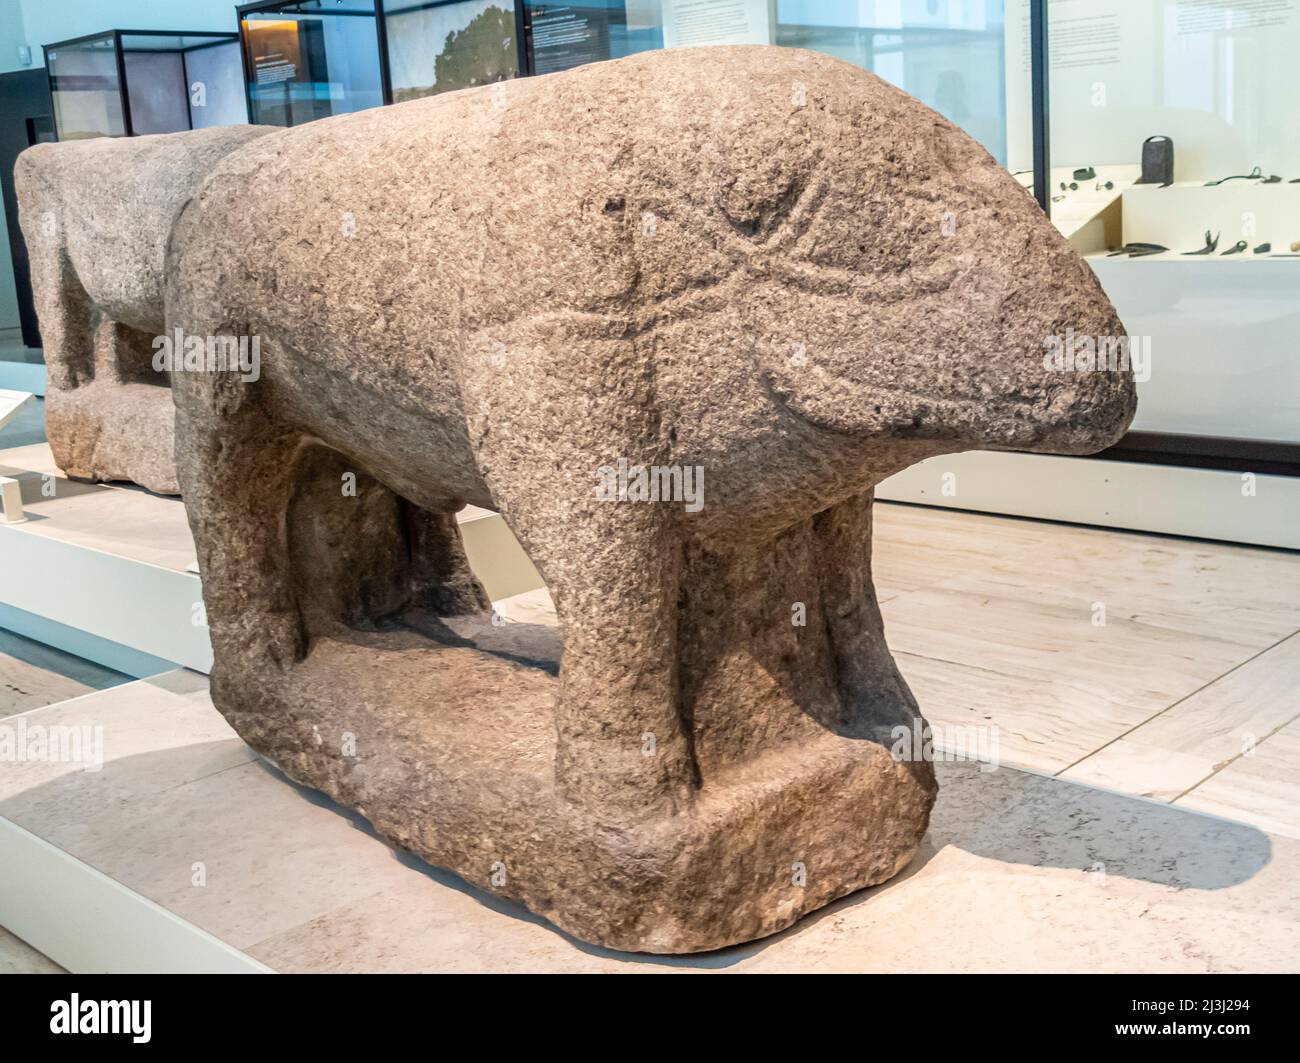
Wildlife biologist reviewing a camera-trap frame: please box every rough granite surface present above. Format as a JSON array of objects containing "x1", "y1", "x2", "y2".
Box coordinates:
[
  {"x1": 15, "y1": 125, "x2": 276, "y2": 494},
  {"x1": 163, "y1": 46, "x2": 1136, "y2": 952}
]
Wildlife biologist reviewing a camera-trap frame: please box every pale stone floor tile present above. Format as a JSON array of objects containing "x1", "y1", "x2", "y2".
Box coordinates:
[
  {"x1": 0, "y1": 671, "x2": 254, "y2": 818},
  {"x1": 1061, "y1": 633, "x2": 1300, "y2": 799},
  {"x1": 893, "y1": 651, "x2": 1134, "y2": 775},
  {"x1": 0, "y1": 395, "x2": 45, "y2": 449},
  {"x1": 1058, "y1": 743, "x2": 1216, "y2": 802},
  {"x1": 880, "y1": 587, "x2": 1257, "y2": 780},
  {"x1": 873, "y1": 503, "x2": 1300, "y2": 649},
  {"x1": 0, "y1": 926, "x2": 63, "y2": 974},
  {"x1": 0, "y1": 626, "x2": 129, "y2": 716},
  {"x1": 1175, "y1": 718, "x2": 1300, "y2": 839},
  {"x1": 495, "y1": 587, "x2": 557, "y2": 626},
  {"x1": 872, "y1": 500, "x2": 1300, "y2": 795}
]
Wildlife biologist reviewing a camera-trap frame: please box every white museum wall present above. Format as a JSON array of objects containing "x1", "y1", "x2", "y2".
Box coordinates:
[
  {"x1": 0, "y1": 0, "x2": 25, "y2": 73},
  {"x1": 0, "y1": 0, "x2": 240, "y2": 74}
]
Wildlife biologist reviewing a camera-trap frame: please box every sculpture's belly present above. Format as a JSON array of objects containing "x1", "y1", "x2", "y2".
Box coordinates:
[
  {"x1": 68, "y1": 227, "x2": 164, "y2": 333},
  {"x1": 263, "y1": 347, "x2": 493, "y2": 513}
]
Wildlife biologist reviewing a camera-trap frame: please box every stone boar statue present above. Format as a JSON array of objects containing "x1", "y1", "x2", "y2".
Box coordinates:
[
  {"x1": 15, "y1": 124, "x2": 276, "y2": 493},
  {"x1": 164, "y1": 46, "x2": 1135, "y2": 952}
]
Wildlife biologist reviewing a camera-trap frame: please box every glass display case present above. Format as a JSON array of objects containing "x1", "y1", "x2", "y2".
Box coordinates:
[
  {"x1": 239, "y1": 1, "x2": 389, "y2": 125},
  {"x1": 240, "y1": 0, "x2": 527, "y2": 122},
  {"x1": 383, "y1": 0, "x2": 523, "y2": 102},
  {"x1": 518, "y1": 1, "x2": 1012, "y2": 163},
  {"x1": 44, "y1": 31, "x2": 245, "y2": 141},
  {"x1": 240, "y1": 1, "x2": 1015, "y2": 164},
  {"x1": 1037, "y1": 0, "x2": 1300, "y2": 476}
]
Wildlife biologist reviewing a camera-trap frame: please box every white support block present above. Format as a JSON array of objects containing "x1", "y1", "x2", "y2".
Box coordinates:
[{"x1": 0, "y1": 476, "x2": 24, "y2": 524}]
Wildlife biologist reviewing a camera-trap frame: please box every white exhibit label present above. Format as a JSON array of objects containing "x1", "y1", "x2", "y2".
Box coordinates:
[{"x1": 661, "y1": 0, "x2": 771, "y2": 49}]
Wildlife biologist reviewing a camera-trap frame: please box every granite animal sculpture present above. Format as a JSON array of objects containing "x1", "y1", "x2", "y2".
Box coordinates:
[
  {"x1": 164, "y1": 46, "x2": 1136, "y2": 952},
  {"x1": 15, "y1": 124, "x2": 277, "y2": 494}
]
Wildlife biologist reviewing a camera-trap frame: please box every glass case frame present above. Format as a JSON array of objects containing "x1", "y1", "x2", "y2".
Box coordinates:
[
  {"x1": 43, "y1": 29, "x2": 244, "y2": 141},
  {"x1": 237, "y1": 0, "x2": 534, "y2": 122}
]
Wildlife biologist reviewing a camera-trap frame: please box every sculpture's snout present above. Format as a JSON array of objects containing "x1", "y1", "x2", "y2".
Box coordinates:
[{"x1": 980, "y1": 275, "x2": 1139, "y2": 457}]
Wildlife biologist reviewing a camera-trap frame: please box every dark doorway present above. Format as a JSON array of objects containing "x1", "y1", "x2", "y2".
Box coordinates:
[{"x1": 1, "y1": 68, "x2": 55, "y2": 350}]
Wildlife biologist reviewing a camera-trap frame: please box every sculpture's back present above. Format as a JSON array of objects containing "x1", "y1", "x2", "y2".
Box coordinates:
[{"x1": 163, "y1": 47, "x2": 1135, "y2": 952}]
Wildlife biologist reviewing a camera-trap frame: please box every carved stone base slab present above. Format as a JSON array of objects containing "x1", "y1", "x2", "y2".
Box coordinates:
[
  {"x1": 45, "y1": 381, "x2": 177, "y2": 495},
  {"x1": 218, "y1": 616, "x2": 935, "y2": 953}
]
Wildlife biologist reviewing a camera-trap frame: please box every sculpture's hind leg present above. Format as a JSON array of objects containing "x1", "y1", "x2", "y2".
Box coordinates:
[
  {"x1": 46, "y1": 317, "x2": 180, "y2": 493},
  {"x1": 170, "y1": 361, "x2": 307, "y2": 678},
  {"x1": 24, "y1": 239, "x2": 93, "y2": 393},
  {"x1": 22, "y1": 222, "x2": 99, "y2": 480},
  {"x1": 22, "y1": 198, "x2": 178, "y2": 491}
]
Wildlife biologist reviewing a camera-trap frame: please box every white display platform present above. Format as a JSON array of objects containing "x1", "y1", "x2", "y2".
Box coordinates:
[
  {"x1": 0, "y1": 390, "x2": 33, "y2": 432},
  {"x1": 3, "y1": 669, "x2": 1296, "y2": 973},
  {"x1": 0, "y1": 444, "x2": 205, "y2": 677},
  {"x1": 878, "y1": 451, "x2": 1300, "y2": 551}
]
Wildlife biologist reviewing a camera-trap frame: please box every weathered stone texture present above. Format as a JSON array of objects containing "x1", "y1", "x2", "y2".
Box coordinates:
[
  {"x1": 15, "y1": 125, "x2": 276, "y2": 493},
  {"x1": 164, "y1": 47, "x2": 1135, "y2": 951}
]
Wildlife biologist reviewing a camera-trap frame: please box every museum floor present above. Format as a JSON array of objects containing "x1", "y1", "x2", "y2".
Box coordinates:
[{"x1": 1, "y1": 404, "x2": 1298, "y2": 971}]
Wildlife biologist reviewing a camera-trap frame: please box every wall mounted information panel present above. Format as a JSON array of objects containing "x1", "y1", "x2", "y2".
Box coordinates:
[{"x1": 239, "y1": 1, "x2": 389, "y2": 125}]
